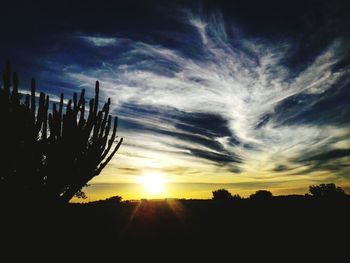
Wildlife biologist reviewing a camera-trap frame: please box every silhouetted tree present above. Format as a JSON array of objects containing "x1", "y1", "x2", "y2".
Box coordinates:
[
  {"x1": 105, "y1": 195, "x2": 122, "y2": 203},
  {"x1": 309, "y1": 183, "x2": 346, "y2": 199},
  {"x1": 232, "y1": 194, "x2": 242, "y2": 201},
  {"x1": 0, "y1": 61, "x2": 123, "y2": 203},
  {"x1": 249, "y1": 190, "x2": 273, "y2": 200},
  {"x1": 212, "y1": 189, "x2": 233, "y2": 200}
]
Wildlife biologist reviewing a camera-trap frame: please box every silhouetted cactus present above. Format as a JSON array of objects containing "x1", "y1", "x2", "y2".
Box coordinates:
[{"x1": 0, "y1": 61, "x2": 123, "y2": 203}]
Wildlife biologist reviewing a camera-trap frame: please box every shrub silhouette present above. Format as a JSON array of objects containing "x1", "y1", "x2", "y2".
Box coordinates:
[
  {"x1": 309, "y1": 183, "x2": 346, "y2": 199},
  {"x1": 231, "y1": 194, "x2": 242, "y2": 200},
  {"x1": 212, "y1": 189, "x2": 233, "y2": 200},
  {"x1": 249, "y1": 190, "x2": 273, "y2": 200},
  {"x1": 105, "y1": 195, "x2": 122, "y2": 203},
  {"x1": 0, "y1": 61, "x2": 123, "y2": 203}
]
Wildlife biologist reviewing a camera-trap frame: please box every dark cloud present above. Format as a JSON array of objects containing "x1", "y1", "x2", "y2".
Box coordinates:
[
  {"x1": 228, "y1": 166, "x2": 242, "y2": 174},
  {"x1": 116, "y1": 102, "x2": 244, "y2": 165},
  {"x1": 290, "y1": 148, "x2": 350, "y2": 176},
  {"x1": 303, "y1": 149, "x2": 350, "y2": 163},
  {"x1": 255, "y1": 114, "x2": 271, "y2": 129},
  {"x1": 175, "y1": 113, "x2": 232, "y2": 138},
  {"x1": 121, "y1": 113, "x2": 236, "y2": 159},
  {"x1": 291, "y1": 163, "x2": 350, "y2": 176},
  {"x1": 273, "y1": 165, "x2": 290, "y2": 172},
  {"x1": 119, "y1": 103, "x2": 241, "y2": 164},
  {"x1": 273, "y1": 75, "x2": 350, "y2": 126},
  {"x1": 183, "y1": 147, "x2": 241, "y2": 164}
]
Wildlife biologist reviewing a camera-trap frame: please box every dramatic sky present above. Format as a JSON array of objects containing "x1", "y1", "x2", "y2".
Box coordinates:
[{"x1": 2, "y1": 0, "x2": 350, "y2": 200}]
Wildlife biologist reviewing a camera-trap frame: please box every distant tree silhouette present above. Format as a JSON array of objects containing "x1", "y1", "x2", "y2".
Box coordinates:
[
  {"x1": 212, "y1": 189, "x2": 233, "y2": 200},
  {"x1": 249, "y1": 190, "x2": 273, "y2": 200},
  {"x1": 231, "y1": 194, "x2": 242, "y2": 200},
  {"x1": 105, "y1": 195, "x2": 122, "y2": 203},
  {"x1": 309, "y1": 183, "x2": 346, "y2": 199},
  {"x1": 0, "y1": 61, "x2": 123, "y2": 203}
]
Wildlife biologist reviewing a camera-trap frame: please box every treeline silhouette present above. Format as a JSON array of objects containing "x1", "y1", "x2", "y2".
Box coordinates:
[
  {"x1": 212, "y1": 183, "x2": 348, "y2": 201},
  {"x1": 20, "y1": 183, "x2": 348, "y2": 251},
  {"x1": 0, "y1": 61, "x2": 123, "y2": 204}
]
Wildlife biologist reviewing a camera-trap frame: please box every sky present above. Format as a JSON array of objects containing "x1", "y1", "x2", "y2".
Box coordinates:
[{"x1": 1, "y1": 0, "x2": 350, "y2": 201}]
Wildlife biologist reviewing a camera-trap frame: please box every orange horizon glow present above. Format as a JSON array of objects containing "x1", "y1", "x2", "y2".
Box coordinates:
[{"x1": 70, "y1": 177, "x2": 350, "y2": 203}]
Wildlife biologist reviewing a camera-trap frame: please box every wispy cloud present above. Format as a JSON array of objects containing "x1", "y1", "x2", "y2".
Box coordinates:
[
  {"x1": 76, "y1": 35, "x2": 119, "y2": 47},
  {"x1": 38, "y1": 10, "x2": 350, "y2": 191}
]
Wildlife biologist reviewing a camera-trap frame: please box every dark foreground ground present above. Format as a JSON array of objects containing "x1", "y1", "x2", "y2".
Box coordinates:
[{"x1": 2, "y1": 196, "x2": 350, "y2": 257}]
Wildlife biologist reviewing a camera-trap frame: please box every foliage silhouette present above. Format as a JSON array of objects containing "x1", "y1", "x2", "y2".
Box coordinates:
[
  {"x1": 249, "y1": 190, "x2": 273, "y2": 200},
  {"x1": 309, "y1": 183, "x2": 346, "y2": 199},
  {"x1": 104, "y1": 195, "x2": 122, "y2": 203},
  {"x1": 2, "y1": 184, "x2": 349, "y2": 252},
  {"x1": 0, "y1": 61, "x2": 123, "y2": 203},
  {"x1": 212, "y1": 188, "x2": 233, "y2": 200},
  {"x1": 231, "y1": 194, "x2": 242, "y2": 200}
]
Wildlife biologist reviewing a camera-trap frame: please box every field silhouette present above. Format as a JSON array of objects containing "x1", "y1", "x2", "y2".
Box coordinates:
[{"x1": 3, "y1": 190, "x2": 350, "y2": 252}]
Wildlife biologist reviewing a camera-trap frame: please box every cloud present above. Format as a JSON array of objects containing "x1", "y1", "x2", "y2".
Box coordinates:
[
  {"x1": 77, "y1": 35, "x2": 118, "y2": 47},
  {"x1": 183, "y1": 147, "x2": 242, "y2": 164},
  {"x1": 303, "y1": 149, "x2": 350, "y2": 162},
  {"x1": 38, "y1": 10, "x2": 350, "y2": 186}
]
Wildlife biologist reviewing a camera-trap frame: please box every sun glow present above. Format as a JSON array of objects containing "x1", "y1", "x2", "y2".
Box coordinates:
[{"x1": 138, "y1": 172, "x2": 166, "y2": 196}]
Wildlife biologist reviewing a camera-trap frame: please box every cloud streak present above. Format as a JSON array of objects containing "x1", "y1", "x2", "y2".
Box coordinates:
[{"x1": 77, "y1": 35, "x2": 119, "y2": 47}]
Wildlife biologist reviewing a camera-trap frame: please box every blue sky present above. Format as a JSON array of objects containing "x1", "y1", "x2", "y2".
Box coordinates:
[{"x1": 1, "y1": 0, "x2": 350, "y2": 200}]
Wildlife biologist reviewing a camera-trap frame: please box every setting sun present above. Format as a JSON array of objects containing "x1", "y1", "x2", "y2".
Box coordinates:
[{"x1": 138, "y1": 173, "x2": 166, "y2": 196}]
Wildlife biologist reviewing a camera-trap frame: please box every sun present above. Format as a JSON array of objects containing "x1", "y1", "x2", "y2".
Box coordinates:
[{"x1": 138, "y1": 172, "x2": 166, "y2": 195}]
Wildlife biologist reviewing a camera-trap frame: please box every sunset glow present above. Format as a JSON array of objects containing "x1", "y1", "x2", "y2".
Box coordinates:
[{"x1": 138, "y1": 172, "x2": 167, "y2": 197}]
